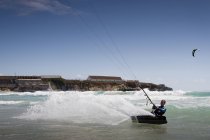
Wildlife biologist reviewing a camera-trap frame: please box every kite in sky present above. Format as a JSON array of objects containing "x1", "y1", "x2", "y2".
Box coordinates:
[{"x1": 192, "y1": 49, "x2": 199, "y2": 57}]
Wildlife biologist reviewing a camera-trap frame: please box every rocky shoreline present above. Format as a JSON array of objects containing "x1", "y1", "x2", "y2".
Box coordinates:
[{"x1": 0, "y1": 75, "x2": 173, "y2": 92}]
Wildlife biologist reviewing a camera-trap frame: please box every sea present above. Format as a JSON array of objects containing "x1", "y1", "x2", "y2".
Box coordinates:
[{"x1": 0, "y1": 90, "x2": 210, "y2": 140}]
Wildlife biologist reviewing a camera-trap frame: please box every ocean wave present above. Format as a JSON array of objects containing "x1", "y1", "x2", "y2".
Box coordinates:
[
  {"x1": 0, "y1": 91, "x2": 54, "y2": 96},
  {"x1": 185, "y1": 91, "x2": 210, "y2": 97},
  {"x1": 0, "y1": 101, "x2": 25, "y2": 105},
  {"x1": 0, "y1": 89, "x2": 189, "y2": 97}
]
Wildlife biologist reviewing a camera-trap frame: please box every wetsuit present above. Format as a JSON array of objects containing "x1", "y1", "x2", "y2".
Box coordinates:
[{"x1": 152, "y1": 105, "x2": 166, "y2": 116}]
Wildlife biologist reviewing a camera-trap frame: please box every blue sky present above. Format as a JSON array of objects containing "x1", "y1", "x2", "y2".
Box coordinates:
[{"x1": 0, "y1": 0, "x2": 210, "y2": 91}]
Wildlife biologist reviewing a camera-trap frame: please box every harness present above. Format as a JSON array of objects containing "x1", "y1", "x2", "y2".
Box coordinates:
[{"x1": 154, "y1": 106, "x2": 166, "y2": 116}]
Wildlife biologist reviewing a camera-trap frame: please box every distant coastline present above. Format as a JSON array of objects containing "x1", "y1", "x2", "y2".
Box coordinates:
[{"x1": 0, "y1": 75, "x2": 172, "y2": 92}]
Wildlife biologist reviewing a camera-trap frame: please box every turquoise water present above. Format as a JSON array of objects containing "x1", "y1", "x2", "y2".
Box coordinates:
[
  {"x1": 0, "y1": 90, "x2": 210, "y2": 140},
  {"x1": 185, "y1": 91, "x2": 210, "y2": 97}
]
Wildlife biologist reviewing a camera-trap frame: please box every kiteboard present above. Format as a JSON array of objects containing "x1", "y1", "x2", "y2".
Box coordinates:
[{"x1": 131, "y1": 115, "x2": 167, "y2": 124}]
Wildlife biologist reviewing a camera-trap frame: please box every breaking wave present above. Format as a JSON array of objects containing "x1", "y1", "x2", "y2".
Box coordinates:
[{"x1": 0, "y1": 101, "x2": 25, "y2": 105}]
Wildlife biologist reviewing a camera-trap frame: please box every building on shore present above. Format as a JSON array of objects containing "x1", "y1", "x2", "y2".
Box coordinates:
[
  {"x1": 41, "y1": 75, "x2": 62, "y2": 79},
  {"x1": 16, "y1": 79, "x2": 49, "y2": 92},
  {"x1": 87, "y1": 75, "x2": 123, "y2": 83},
  {"x1": 0, "y1": 76, "x2": 16, "y2": 90},
  {"x1": 0, "y1": 75, "x2": 52, "y2": 91}
]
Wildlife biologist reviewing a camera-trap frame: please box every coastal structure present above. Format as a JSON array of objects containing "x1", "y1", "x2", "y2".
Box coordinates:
[
  {"x1": 16, "y1": 79, "x2": 49, "y2": 92},
  {"x1": 0, "y1": 76, "x2": 49, "y2": 91},
  {"x1": 87, "y1": 76, "x2": 123, "y2": 82},
  {"x1": 0, "y1": 75, "x2": 173, "y2": 92},
  {"x1": 0, "y1": 76, "x2": 16, "y2": 90},
  {"x1": 41, "y1": 75, "x2": 62, "y2": 79}
]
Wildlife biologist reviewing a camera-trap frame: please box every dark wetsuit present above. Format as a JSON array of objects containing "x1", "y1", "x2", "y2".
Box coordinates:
[{"x1": 152, "y1": 105, "x2": 166, "y2": 116}]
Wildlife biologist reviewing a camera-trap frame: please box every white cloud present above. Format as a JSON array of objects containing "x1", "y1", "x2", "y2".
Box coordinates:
[{"x1": 0, "y1": 0, "x2": 72, "y2": 15}]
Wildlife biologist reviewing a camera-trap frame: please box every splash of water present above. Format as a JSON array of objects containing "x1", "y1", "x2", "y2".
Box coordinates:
[{"x1": 18, "y1": 92, "x2": 152, "y2": 125}]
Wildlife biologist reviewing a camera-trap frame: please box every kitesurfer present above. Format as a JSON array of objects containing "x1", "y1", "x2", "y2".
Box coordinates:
[{"x1": 152, "y1": 99, "x2": 166, "y2": 116}]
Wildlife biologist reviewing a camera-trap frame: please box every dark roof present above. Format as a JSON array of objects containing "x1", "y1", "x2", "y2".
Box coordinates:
[
  {"x1": 0, "y1": 76, "x2": 42, "y2": 80},
  {"x1": 88, "y1": 76, "x2": 122, "y2": 80},
  {"x1": 41, "y1": 75, "x2": 61, "y2": 79},
  {"x1": 0, "y1": 76, "x2": 16, "y2": 80}
]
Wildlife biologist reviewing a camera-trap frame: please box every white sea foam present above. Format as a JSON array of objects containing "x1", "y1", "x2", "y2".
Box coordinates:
[
  {"x1": 0, "y1": 91, "x2": 55, "y2": 96},
  {"x1": 0, "y1": 101, "x2": 25, "y2": 105}
]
